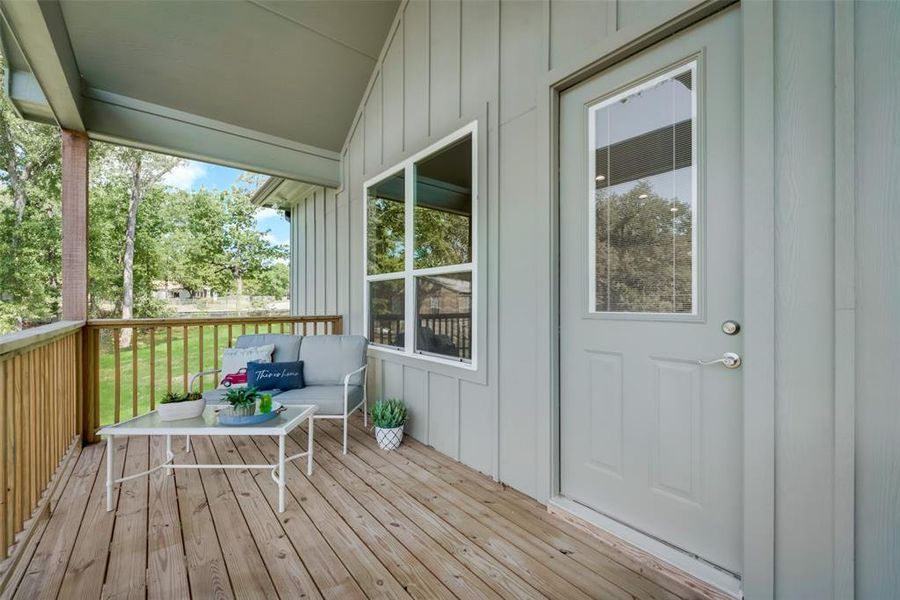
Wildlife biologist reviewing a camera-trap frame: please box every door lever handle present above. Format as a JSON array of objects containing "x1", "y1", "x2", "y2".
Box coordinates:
[{"x1": 698, "y1": 352, "x2": 742, "y2": 369}]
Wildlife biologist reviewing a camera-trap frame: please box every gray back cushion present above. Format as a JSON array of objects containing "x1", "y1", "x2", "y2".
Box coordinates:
[
  {"x1": 299, "y1": 335, "x2": 368, "y2": 385},
  {"x1": 236, "y1": 334, "x2": 302, "y2": 362}
]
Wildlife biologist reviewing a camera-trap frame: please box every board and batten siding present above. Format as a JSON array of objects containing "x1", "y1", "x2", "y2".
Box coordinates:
[{"x1": 287, "y1": 1, "x2": 900, "y2": 597}]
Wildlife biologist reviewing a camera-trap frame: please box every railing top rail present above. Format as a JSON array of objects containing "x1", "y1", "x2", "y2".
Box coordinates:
[
  {"x1": 86, "y1": 315, "x2": 343, "y2": 328},
  {"x1": 0, "y1": 320, "x2": 84, "y2": 358}
]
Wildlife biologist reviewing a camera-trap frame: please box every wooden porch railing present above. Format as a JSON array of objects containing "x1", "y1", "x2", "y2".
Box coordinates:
[
  {"x1": 0, "y1": 321, "x2": 83, "y2": 564},
  {"x1": 83, "y1": 314, "x2": 342, "y2": 442}
]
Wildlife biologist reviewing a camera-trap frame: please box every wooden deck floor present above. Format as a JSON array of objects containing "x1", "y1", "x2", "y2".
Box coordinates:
[{"x1": 3, "y1": 414, "x2": 722, "y2": 600}]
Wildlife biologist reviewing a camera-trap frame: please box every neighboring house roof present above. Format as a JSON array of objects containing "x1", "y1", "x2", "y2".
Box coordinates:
[{"x1": 0, "y1": 0, "x2": 400, "y2": 186}]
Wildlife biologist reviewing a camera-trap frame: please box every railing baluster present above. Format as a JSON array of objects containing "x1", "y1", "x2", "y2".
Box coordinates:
[
  {"x1": 0, "y1": 358, "x2": 6, "y2": 559},
  {"x1": 114, "y1": 330, "x2": 121, "y2": 425},
  {"x1": 93, "y1": 328, "x2": 100, "y2": 433},
  {"x1": 182, "y1": 325, "x2": 188, "y2": 394},
  {"x1": 166, "y1": 327, "x2": 172, "y2": 394},
  {"x1": 149, "y1": 328, "x2": 156, "y2": 410},
  {"x1": 198, "y1": 325, "x2": 204, "y2": 393},
  {"x1": 132, "y1": 328, "x2": 139, "y2": 417},
  {"x1": 213, "y1": 326, "x2": 219, "y2": 389},
  {"x1": 2, "y1": 359, "x2": 10, "y2": 554}
]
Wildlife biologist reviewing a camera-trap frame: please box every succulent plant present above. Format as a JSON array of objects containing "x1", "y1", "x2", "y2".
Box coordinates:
[
  {"x1": 224, "y1": 386, "x2": 261, "y2": 410},
  {"x1": 370, "y1": 398, "x2": 407, "y2": 429},
  {"x1": 160, "y1": 390, "x2": 204, "y2": 404}
]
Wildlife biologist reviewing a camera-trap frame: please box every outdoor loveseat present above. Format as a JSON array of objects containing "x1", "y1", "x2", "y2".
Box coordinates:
[{"x1": 190, "y1": 334, "x2": 368, "y2": 453}]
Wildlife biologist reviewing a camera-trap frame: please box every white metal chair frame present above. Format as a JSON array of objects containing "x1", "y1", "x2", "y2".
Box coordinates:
[{"x1": 190, "y1": 364, "x2": 368, "y2": 454}]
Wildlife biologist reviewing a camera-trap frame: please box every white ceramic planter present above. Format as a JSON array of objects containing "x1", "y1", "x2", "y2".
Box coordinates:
[
  {"x1": 375, "y1": 426, "x2": 404, "y2": 450},
  {"x1": 157, "y1": 398, "x2": 205, "y2": 421}
]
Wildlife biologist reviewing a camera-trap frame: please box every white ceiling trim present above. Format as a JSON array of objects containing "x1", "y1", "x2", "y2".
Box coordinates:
[
  {"x1": 84, "y1": 86, "x2": 341, "y2": 162},
  {"x1": 84, "y1": 95, "x2": 341, "y2": 187},
  {"x1": 0, "y1": 0, "x2": 84, "y2": 130}
]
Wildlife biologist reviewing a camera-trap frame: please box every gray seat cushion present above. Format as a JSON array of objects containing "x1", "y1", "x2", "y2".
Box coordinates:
[
  {"x1": 275, "y1": 385, "x2": 364, "y2": 415},
  {"x1": 299, "y1": 335, "x2": 368, "y2": 386},
  {"x1": 236, "y1": 333, "x2": 302, "y2": 362}
]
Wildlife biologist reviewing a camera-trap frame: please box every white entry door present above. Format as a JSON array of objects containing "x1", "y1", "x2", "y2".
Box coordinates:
[{"x1": 559, "y1": 7, "x2": 742, "y2": 575}]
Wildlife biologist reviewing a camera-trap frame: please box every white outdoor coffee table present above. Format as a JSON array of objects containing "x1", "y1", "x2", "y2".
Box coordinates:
[{"x1": 97, "y1": 404, "x2": 317, "y2": 514}]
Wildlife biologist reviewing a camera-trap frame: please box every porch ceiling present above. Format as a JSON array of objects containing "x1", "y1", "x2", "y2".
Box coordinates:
[{"x1": 0, "y1": 0, "x2": 400, "y2": 186}]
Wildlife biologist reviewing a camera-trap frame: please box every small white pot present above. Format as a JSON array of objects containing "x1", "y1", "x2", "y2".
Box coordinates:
[
  {"x1": 375, "y1": 426, "x2": 404, "y2": 450},
  {"x1": 157, "y1": 398, "x2": 205, "y2": 421}
]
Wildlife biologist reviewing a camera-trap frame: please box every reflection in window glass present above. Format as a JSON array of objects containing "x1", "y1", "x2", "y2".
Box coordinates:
[
  {"x1": 414, "y1": 136, "x2": 472, "y2": 269},
  {"x1": 415, "y1": 272, "x2": 472, "y2": 361},
  {"x1": 367, "y1": 171, "x2": 405, "y2": 275},
  {"x1": 591, "y1": 63, "x2": 696, "y2": 314},
  {"x1": 368, "y1": 279, "x2": 405, "y2": 348}
]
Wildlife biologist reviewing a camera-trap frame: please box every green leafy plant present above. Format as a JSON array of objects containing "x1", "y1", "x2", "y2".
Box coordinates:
[
  {"x1": 224, "y1": 386, "x2": 261, "y2": 409},
  {"x1": 160, "y1": 391, "x2": 201, "y2": 404},
  {"x1": 259, "y1": 394, "x2": 273, "y2": 414},
  {"x1": 370, "y1": 398, "x2": 407, "y2": 429}
]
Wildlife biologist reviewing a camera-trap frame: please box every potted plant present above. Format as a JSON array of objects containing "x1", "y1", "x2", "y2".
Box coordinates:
[
  {"x1": 157, "y1": 391, "x2": 204, "y2": 421},
  {"x1": 224, "y1": 386, "x2": 261, "y2": 417},
  {"x1": 370, "y1": 398, "x2": 407, "y2": 450}
]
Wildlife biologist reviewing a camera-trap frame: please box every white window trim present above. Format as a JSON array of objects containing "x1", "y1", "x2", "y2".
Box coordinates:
[
  {"x1": 586, "y1": 60, "x2": 699, "y2": 318},
  {"x1": 363, "y1": 121, "x2": 479, "y2": 371}
]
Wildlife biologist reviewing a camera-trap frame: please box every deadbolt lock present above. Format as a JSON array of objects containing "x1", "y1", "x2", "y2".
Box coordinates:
[{"x1": 721, "y1": 320, "x2": 741, "y2": 336}]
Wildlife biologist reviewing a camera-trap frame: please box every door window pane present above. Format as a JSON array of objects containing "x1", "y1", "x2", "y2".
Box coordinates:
[
  {"x1": 415, "y1": 272, "x2": 472, "y2": 361},
  {"x1": 414, "y1": 135, "x2": 473, "y2": 269},
  {"x1": 369, "y1": 279, "x2": 405, "y2": 348},
  {"x1": 367, "y1": 171, "x2": 406, "y2": 275},
  {"x1": 590, "y1": 63, "x2": 696, "y2": 314}
]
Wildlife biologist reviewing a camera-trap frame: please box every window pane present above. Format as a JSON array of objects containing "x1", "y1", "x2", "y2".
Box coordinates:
[
  {"x1": 414, "y1": 135, "x2": 472, "y2": 269},
  {"x1": 591, "y1": 64, "x2": 696, "y2": 314},
  {"x1": 368, "y1": 279, "x2": 405, "y2": 348},
  {"x1": 415, "y1": 272, "x2": 472, "y2": 361},
  {"x1": 367, "y1": 171, "x2": 406, "y2": 275}
]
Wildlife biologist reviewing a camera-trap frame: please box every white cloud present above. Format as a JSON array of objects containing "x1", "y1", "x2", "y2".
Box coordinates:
[
  {"x1": 255, "y1": 207, "x2": 282, "y2": 221},
  {"x1": 163, "y1": 161, "x2": 207, "y2": 191},
  {"x1": 263, "y1": 231, "x2": 290, "y2": 247}
]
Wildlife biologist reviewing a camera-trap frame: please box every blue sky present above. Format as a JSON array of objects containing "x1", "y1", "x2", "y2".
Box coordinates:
[{"x1": 162, "y1": 160, "x2": 290, "y2": 246}]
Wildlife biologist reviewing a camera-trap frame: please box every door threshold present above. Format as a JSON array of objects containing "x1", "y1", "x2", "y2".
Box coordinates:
[{"x1": 548, "y1": 496, "x2": 742, "y2": 599}]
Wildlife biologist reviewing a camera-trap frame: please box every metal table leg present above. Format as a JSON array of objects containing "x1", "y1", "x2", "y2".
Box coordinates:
[
  {"x1": 278, "y1": 434, "x2": 286, "y2": 513},
  {"x1": 165, "y1": 434, "x2": 173, "y2": 476},
  {"x1": 307, "y1": 415, "x2": 314, "y2": 476},
  {"x1": 106, "y1": 436, "x2": 115, "y2": 512}
]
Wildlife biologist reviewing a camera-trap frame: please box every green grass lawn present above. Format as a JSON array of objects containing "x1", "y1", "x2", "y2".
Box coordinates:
[{"x1": 97, "y1": 322, "x2": 290, "y2": 425}]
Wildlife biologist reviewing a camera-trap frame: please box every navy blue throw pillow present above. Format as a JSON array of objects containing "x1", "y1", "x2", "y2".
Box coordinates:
[{"x1": 247, "y1": 361, "x2": 305, "y2": 391}]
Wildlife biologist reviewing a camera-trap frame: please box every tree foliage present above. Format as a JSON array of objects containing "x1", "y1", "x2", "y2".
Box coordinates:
[
  {"x1": 594, "y1": 180, "x2": 693, "y2": 313},
  {"x1": 0, "y1": 62, "x2": 291, "y2": 335}
]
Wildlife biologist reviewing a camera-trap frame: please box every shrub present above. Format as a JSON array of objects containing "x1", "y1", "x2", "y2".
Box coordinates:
[{"x1": 370, "y1": 398, "x2": 407, "y2": 429}]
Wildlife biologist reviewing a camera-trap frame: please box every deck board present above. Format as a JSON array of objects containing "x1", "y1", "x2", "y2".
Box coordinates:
[
  {"x1": 7, "y1": 414, "x2": 721, "y2": 599},
  {"x1": 345, "y1": 420, "x2": 681, "y2": 600},
  {"x1": 173, "y1": 436, "x2": 233, "y2": 600}
]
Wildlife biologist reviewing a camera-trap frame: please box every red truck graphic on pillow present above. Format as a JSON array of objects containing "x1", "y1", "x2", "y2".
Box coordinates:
[{"x1": 220, "y1": 367, "x2": 248, "y2": 387}]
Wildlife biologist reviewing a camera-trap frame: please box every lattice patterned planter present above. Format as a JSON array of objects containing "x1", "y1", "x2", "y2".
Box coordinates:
[{"x1": 375, "y1": 426, "x2": 404, "y2": 450}]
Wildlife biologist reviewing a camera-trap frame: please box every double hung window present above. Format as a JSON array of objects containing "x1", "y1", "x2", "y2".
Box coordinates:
[{"x1": 365, "y1": 123, "x2": 476, "y2": 366}]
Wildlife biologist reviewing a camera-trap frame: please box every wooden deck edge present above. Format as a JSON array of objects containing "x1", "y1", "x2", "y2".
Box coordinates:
[
  {"x1": 0, "y1": 435, "x2": 82, "y2": 595},
  {"x1": 547, "y1": 497, "x2": 741, "y2": 600}
]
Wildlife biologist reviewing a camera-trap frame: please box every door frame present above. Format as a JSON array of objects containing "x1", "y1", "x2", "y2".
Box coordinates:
[{"x1": 540, "y1": 1, "x2": 775, "y2": 598}]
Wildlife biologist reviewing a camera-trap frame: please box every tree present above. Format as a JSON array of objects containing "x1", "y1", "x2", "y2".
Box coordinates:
[
  {"x1": 594, "y1": 180, "x2": 693, "y2": 313},
  {"x1": 245, "y1": 261, "x2": 290, "y2": 298},
  {"x1": 95, "y1": 147, "x2": 181, "y2": 345},
  {"x1": 168, "y1": 184, "x2": 287, "y2": 312},
  {"x1": 0, "y1": 61, "x2": 62, "y2": 332}
]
